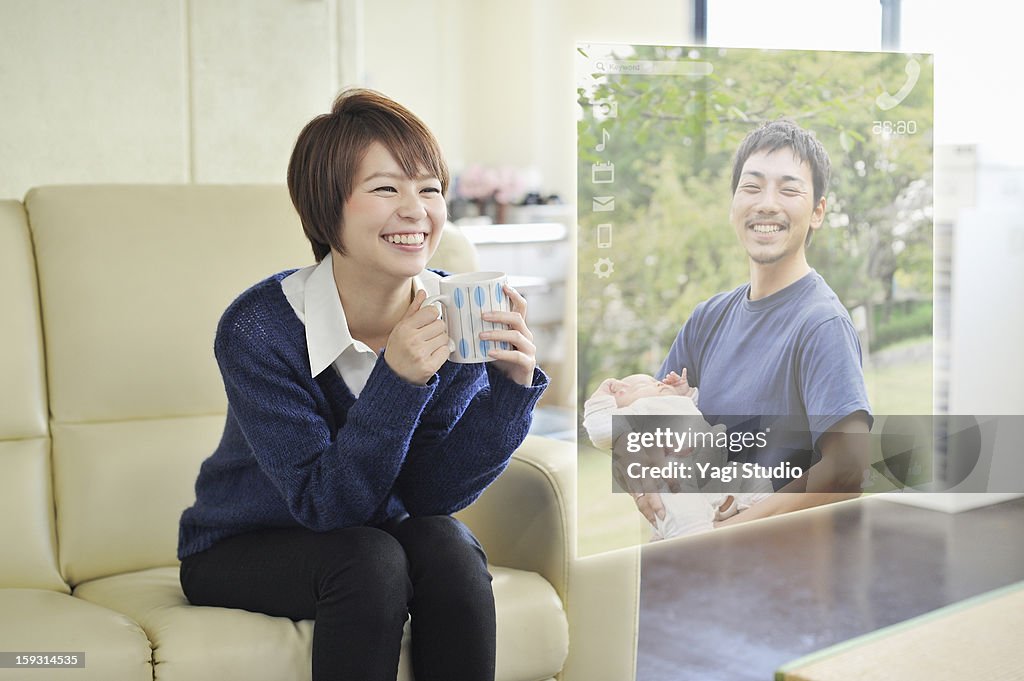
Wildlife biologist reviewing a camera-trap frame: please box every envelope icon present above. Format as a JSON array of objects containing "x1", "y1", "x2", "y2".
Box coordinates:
[{"x1": 592, "y1": 196, "x2": 615, "y2": 212}]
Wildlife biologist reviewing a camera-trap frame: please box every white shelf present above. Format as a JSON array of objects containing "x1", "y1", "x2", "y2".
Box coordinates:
[
  {"x1": 457, "y1": 223, "x2": 570, "y2": 365},
  {"x1": 460, "y1": 222, "x2": 568, "y2": 245}
]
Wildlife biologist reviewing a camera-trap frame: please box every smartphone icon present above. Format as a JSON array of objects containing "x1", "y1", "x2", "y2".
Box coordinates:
[
  {"x1": 597, "y1": 223, "x2": 612, "y2": 248},
  {"x1": 876, "y1": 58, "x2": 920, "y2": 111}
]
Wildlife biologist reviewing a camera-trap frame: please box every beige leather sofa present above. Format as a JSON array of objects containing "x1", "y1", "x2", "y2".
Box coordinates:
[{"x1": 0, "y1": 185, "x2": 640, "y2": 681}]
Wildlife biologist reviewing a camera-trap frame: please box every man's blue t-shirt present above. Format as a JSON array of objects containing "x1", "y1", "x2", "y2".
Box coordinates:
[{"x1": 657, "y1": 270, "x2": 871, "y2": 482}]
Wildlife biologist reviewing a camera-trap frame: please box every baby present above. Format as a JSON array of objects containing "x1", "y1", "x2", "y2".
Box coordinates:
[
  {"x1": 583, "y1": 371, "x2": 699, "y2": 449},
  {"x1": 583, "y1": 369, "x2": 770, "y2": 540}
]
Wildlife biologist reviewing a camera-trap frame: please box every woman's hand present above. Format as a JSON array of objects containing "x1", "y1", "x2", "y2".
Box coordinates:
[
  {"x1": 384, "y1": 290, "x2": 451, "y2": 385},
  {"x1": 479, "y1": 284, "x2": 537, "y2": 387}
]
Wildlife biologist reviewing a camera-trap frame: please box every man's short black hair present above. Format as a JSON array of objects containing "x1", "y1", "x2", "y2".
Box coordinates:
[{"x1": 731, "y1": 119, "x2": 831, "y2": 206}]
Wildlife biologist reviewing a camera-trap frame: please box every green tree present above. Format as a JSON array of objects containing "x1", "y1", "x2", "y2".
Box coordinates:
[{"x1": 577, "y1": 45, "x2": 934, "y2": 403}]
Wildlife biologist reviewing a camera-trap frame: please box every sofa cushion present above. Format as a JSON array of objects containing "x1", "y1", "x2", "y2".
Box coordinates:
[
  {"x1": 0, "y1": 440, "x2": 67, "y2": 592},
  {"x1": 51, "y1": 416, "x2": 225, "y2": 585},
  {"x1": 27, "y1": 185, "x2": 313, "y2": 424},
  {"x1": 0, "y1": 589, "x2": 152, "y2": 681},
  {"x1": 0, "y1": 200, "x2": 48, "y2": 438},
  {"x1": 74, "y1": 565, "x2": 568, "y2": 681},
  {"x1": 26, "y1": 185, "x2": 313, "y2": 584},
  {"x1": 430, "y1": 222, "x2": 480, "y2": 273},
  {"x1": 0, "y1": 201, "x2": 64, "y2": 592}
]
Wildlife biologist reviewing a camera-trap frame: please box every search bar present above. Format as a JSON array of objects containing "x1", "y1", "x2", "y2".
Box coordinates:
[{"x1": 592, "y1": 59, "x2": 713, "y2": 77}]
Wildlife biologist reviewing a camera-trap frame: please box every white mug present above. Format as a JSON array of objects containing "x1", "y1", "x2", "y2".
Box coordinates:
[{"x1": 425, "y1": 271, "x2": 512, "y2": 363}]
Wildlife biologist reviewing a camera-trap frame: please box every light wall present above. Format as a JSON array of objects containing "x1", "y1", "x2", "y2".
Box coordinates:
[
  {"x1": 1, "y1": 0, "x2": 691, "y2": 201},
  {"x1": 1, "y1": 0, "x2": 191, "y2": 195},
  {"x1": 0, "y1": 0, "x2": 342, "y2": 198}
]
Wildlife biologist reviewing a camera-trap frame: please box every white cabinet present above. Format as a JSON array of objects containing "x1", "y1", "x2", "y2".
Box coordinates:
[{"x1": 459, "y1": 223, "x2": 570, "y2": 365}]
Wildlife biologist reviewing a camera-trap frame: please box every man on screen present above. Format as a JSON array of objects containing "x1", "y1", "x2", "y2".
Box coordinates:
[{"x1": 645, "y1": 119, "x2": 872, "y2": 527}]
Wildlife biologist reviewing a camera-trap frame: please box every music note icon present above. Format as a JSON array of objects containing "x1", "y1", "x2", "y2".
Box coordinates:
[{"x1": 596, "y1": 129, "x2": 610, "y2": 152}]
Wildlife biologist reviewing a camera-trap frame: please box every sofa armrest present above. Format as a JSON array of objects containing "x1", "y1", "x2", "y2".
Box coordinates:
[
  {"x1": 457, "y1": 435, "x2": 573, "y2": 592},
  {"x1": 457, "y1": 435, "x2": 641, "y2": 681}
]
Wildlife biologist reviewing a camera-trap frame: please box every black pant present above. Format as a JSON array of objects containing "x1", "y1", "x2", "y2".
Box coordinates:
[{"x1": 180, "y1": 515, "x2": 495, "y2": 681}]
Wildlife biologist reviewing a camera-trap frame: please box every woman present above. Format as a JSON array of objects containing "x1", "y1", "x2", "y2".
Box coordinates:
[{"x1": 177, "y1": 88, "x2": 547, "y2": 681}]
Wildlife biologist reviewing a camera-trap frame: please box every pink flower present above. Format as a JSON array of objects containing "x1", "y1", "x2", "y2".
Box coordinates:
[
  {"x1": 456, "y1": 164, "x2": 499, "y2": 201},
  {"x1": 455, "y1": 165, "x2": 535, "y2": 204}
]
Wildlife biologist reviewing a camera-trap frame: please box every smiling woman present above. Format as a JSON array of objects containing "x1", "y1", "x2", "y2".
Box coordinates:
[
  {"x1": 338, "y1": 141, "x2": 446, "y2": 286},
  {"x1": 287, "y1": 89, "x2": 450, "y2": 263},
  {"x1": 177, "y1": 88, "x2": 548, "y2": 681}
]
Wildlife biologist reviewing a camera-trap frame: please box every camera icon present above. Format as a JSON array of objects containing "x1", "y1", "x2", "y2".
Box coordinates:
[{"x1": 592, "y1": 100, "x2": 618, "y2": 119}]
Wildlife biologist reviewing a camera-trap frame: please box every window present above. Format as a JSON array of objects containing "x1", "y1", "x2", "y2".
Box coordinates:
[{"x1": 704, "y1": 0, "x2": 884, "y2": 52}]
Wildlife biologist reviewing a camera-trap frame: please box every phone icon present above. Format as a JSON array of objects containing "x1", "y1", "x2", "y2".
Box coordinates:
[
  {"x1": 876, "y1": 58, "x2": 920, "y2": 111},
  {"x1": 597, "y1": 223, "x2": 612, "y2": 248}
]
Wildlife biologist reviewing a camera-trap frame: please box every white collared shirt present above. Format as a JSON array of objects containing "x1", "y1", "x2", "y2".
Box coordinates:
[{"x1": 281, "y1": 252, "x2": 442, "y2": 397}]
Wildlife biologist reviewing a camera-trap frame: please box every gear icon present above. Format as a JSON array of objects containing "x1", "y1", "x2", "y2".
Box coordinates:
[{"x1": 593, "y1": 257, "x2": 614, "y2": 278}]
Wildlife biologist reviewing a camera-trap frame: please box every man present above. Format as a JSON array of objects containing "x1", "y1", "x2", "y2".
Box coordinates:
[{"x1": 640, "y1": 119, "x2": 872, "y2": 527}]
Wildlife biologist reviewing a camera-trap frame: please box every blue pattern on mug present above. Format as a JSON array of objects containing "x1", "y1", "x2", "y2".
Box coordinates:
[{"x1": 429, "y1": 272, "x2": 507, "y2": 363}]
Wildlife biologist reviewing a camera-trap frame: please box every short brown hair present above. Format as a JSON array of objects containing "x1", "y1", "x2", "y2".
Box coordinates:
[
  {"x1": 287, "y1": 88, "x2": 450, "y2": 261},
  {"x1": 731, "y1": 119, "x2": 831, "y2": 205}
]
